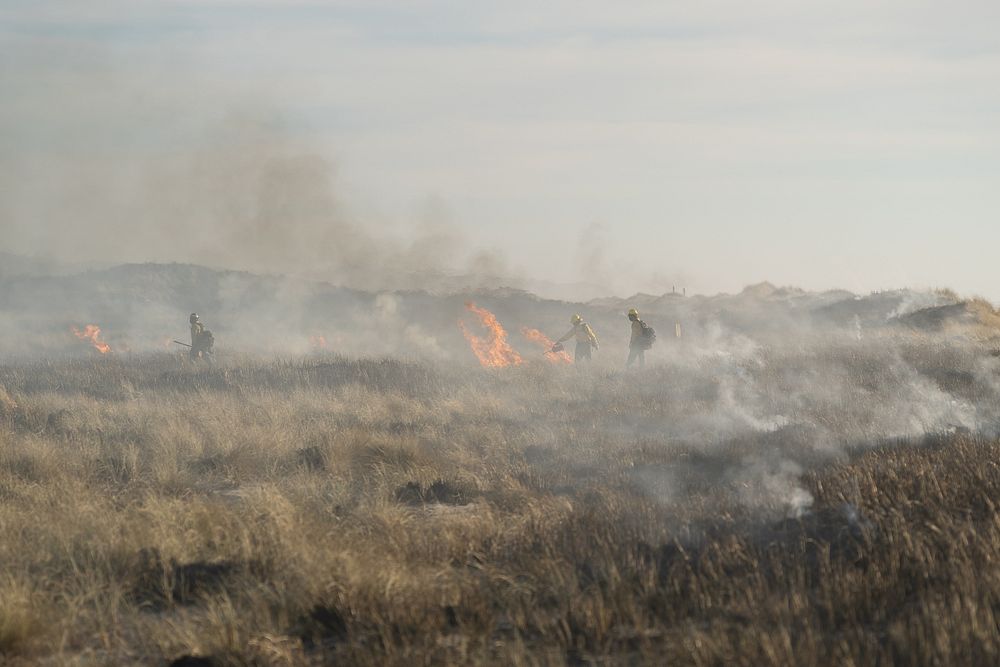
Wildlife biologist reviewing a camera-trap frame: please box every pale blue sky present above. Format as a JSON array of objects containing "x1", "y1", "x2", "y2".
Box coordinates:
[{"x1": 2, "y1": 1, "x2": 999, "y2": 298}]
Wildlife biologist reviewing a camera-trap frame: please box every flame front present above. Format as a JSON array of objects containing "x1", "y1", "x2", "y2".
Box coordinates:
[
  {"x1": 72, "y1": 325, "x2": 111, "y2": 354},
  {"x1": 309, "y1": 335, "x2": 328, "y2": 349},
  {"x1": 459, "y1": 302, "x2": 523, "y2": 367},
  {"x1": 521, "y1": 327, "x2": 572, "y2": 364}
]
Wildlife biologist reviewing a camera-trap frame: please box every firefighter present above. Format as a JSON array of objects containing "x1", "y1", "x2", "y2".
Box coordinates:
[
  {"x1": 626, "y1": 308, "x2": 650, "y2": 368},
  {"x1": 554, "y1": 314, "x2": 599, "y2": 362},
  {"x1": 189, "y1": 313, "x2": 213, "y2": 360}
]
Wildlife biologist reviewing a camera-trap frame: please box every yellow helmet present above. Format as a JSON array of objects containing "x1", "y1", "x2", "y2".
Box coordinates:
[
  {"x1": 571, "y1": 314, "x2": 582, "y2": 324},
  {"x1": 627, "y1": 308, "x2": 639, "y2": 318}
]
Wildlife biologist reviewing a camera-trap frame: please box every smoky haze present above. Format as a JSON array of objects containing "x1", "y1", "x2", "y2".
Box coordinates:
[
  {"x1": 2, "y1": 100, "x2": 515, "y2": 292},
  {"x1": 3, "y1": 2, "x2": 1000, "y2": 384},
  {"x1": 0, "y1": 14, "x2": 521, "y2": 293},
  {"x1": 2, "y1": 257, "x2": 1000, "y2": 522},
  {"x1": 5, "y1": 1, "x2": 999, "y2": 301}
]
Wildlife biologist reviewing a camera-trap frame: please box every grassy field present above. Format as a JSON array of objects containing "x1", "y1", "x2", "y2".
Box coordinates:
[{"x1": 0, "y1": 340, "x2": 999, "y2": 665}]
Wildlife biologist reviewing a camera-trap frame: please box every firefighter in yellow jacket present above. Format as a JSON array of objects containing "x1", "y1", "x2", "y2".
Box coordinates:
[
  {"x1": 189, "y1": 313, "x2": 211, "y2": 360},
  {"x1": 554, "y1": 314, "x2": 599, "y2": 362},
  {"x1": 627, "y1": 308, "x2": 646, "y2": 367}
]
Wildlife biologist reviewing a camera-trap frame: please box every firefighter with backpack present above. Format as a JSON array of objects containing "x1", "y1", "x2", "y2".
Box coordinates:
[
  {"x1": 188, "y1": 313, "x2": 215, "y2": 360},
  {"x1": 626, "y1": 308, "x2": 655, "y2": 367},
  {"x1": 553, "y1": 314, "x2": 600, "y2": 362}
]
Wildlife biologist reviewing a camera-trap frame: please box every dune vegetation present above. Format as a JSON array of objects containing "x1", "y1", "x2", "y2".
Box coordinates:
[{"x1": 1, "y1": 338, "x2": 999, "y2": 665}]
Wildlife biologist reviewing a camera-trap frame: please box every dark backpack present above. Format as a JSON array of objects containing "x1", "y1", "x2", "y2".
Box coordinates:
[
  {"x1": 639, "y1": 321, "x2": 656, "y2": 348},
  {"x1": 199, "y1": 329, "x2": 215, "y2": 353}
]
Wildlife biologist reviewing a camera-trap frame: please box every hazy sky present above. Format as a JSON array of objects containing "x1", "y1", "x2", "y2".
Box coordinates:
[{"x1": 2, "y1": 1, "x2": 999, "y2": 299}]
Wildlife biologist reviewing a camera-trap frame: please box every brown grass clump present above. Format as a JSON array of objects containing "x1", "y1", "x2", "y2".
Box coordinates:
[
  {"x1": 0, "y1": 577, "x2": 45, "y2": 655},
  {"x1": 0, "y1": 344, "x2": 999, "y2": 665}
]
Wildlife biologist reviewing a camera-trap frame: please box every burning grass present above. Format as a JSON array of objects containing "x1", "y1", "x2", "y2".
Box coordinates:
[
  {"x1": 521, "y1": 327, "x2": 573, "y2": 364},
  {"x1": 1, "y1": 340, "x2": 999, "y2": 665},
  {"x1": 458, "y1": 301, "x2": 523, "y2": 367},
  {"x1": 71, "y1": 324, "x2": 111, "y2": 354}
]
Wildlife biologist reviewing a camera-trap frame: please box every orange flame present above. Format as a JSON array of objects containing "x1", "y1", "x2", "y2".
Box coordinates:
[
  {"x1": 459, "y1": 302, "x2": 523, "y2": 367},
  {"x1": 72, "y1": 325, "x2": 111, "y2": 354},
  {"x1": 521, "y1": 327, "x2": 572, "y2": 364},
  {"x1": 309, "y1": 335, "x2": 328, "y2": 349}
]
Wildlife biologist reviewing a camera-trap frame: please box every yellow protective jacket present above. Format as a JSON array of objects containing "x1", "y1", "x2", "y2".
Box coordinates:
[{"x1": 558, "y1": 322, "x2": 599, "y2": 347}]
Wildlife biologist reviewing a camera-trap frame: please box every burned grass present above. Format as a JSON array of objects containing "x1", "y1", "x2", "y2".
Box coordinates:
[{"x1": 0, "y1": 345, "x2": 999, "y2": 665}]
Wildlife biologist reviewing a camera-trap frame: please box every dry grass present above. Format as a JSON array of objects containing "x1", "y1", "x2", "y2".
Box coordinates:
[{"x1": 0, "y1": 342, "x2": 999, "y2": 665}]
